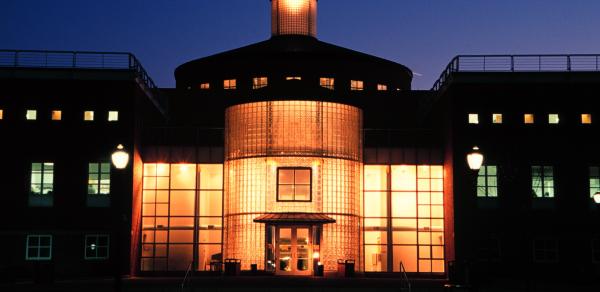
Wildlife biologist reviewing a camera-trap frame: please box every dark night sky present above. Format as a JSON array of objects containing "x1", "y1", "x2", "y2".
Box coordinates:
[{"x1": 3, "y1": 0, "x2": 600, "y2": 89}]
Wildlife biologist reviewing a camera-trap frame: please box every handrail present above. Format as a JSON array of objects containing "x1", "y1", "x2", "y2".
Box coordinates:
[
  {"x1": 180, "y1": 261, "x2": 194, "y2": 291},
  {"x1": 432, "y1": 54, "x2": 600, "y2": 91},
  {"x1": 399, "y1": 261, "x2": 412, "y2": 292}
]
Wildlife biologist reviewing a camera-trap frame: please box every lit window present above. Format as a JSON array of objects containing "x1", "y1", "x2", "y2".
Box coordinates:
[
  {"x1": 533, "y1": 239, "x2": 558, "y2": 262},
  {"x1": 0, "y1": 109, "x2": 3, "y2": 120},
  {"x1": 531, "y1": 166, "x2": 554, "y2": 198},
  {"x1": 51, "y1": 110, "x2": 62, "y2": 121},
  {"x1": 84, "y1": 111, "x2": 94, "y2": 121},
  {"x1": 224, "y1": 79, "x2": 236, "y2": 90},
  {"x1": 85, "y1": 234, "x2": 109, "y2": 260},
  {"x1": 377, "y1": 84, "x2": 388, "y2": 91},
  {"x1": 286, "y1": 76, "x2": 302, "y2": 81},
  {"x1": 277, "y1": 168, "x2": 311, "y2": 202},
  {"x1": 548, "y1": 114, "x2": 559, "y2": 124},
  {"x1": 524, "y1": 114, "x2": 535, "y2": 124},
  {"x1": 30, "y1": 163, "x2": 54, "y2": 195},
  {"x1": 351, "y1": 80, "x2": 364, "y2": 91},
  {"x1": 477, "y1": 165, "x2": 498, "y2": 198},
  {"x1": 26, "y1": 235, "x2": 52, "y2": 260},
  {"x1": 468, "y1": 114, "x2": 479, "y2": 124},
  {"x1": 253, "y1": 77, "x2": 268, "y2": 89},
  {"x1": 320, "y1": 77, "x2": 334, "y2": 90},
  {"x1": 589, "y1": 167, "x2": 600, "y2": 199},
  {"x1": 582, "y1": 114, "x2": 592, "y2": 124},
  {"x1": 593, "y1": 238, "x2": 600, "y2": 263},
  {"x1": 88, "y1": 163, "x2": 111, "y2": 195},
  {"x1": 199, "y1": 83, "x2": 210, "y2": 90},
  {"x1": 26, "y1": 110, "x2": 37, "y2": 120},
  {"x1": 108, "y1": 111, "x2": 119, "y2": 122},
  {"x1": 492, "y1": 114, "x2": 503, "y2": 124}
]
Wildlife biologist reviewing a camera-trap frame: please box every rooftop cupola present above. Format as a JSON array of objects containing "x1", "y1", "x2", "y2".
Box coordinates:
[{"x1": 271, "y1": 0, "x2": 317, "y2": 38}]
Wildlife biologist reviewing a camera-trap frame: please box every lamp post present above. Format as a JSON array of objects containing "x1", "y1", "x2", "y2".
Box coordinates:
[{"x1": 111, "y1": 144, "x2": 129, "y2": 292}]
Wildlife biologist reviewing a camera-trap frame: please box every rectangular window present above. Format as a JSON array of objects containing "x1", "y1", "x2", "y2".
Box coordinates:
[
  {"x1": 286, "y1": 76, "x2": 301, "y2": 81},
  {"x1": 477, "y1": 165, "x2": 498, "y2": 197},
  {"x1": 85, "y1": 234, "x2": 110, "y2": 260},
  {"x1": 377, "y1": 84, "x2": 388, "y2": 91},
  {"x1": 277, "y1": 168, "x2": 311, "y2": 202},
  {"x1": 533, "y1": 239, "x2": 558, "y2": 262},
  {"x1": 468, "y1": 113, "x2": 479, "y2": 124},
  {"x1": 351, "y1": 80, "x2": 364, "y2": 91},
  {"x1": 252, "y1": 77, "x2": 268, "y2": 89},
  {"x1": 320, "y1": 77, "x2": 335, "y2": 90},
  {"x1": 26, "y1": 110, "x2": 37, "y2": 120},
  {"x1": 593, "y1": 238, "x2": 600, "y2": 263},
  {"x1": 582, "y1": 114, "x2": 592, "y2": 124},
  {"x1": 492, "y1": 114, "x2": 503, "y2": 124},
  {"x1": 84, "y1": 111, "x2": 94, "y2": 121},
  {"x1": 548, "y1": 114, "x2": 559, "y2": 124},
  {"x1": 589, "y1": 167, "x2": 600, "y2": 199},
  {"x1": 88, "y1": 163, "x2": 111, "y2": 195},
  {"x1": 223, "y1": 79, "x2": 236, "y2": 90},
  {"x1": 26, "y1": 235, "x2": 52, "y2": 260},
  {"x1": 531, "y1": 166, "x2": 554, "y2": 198},
  {"x1": 108, "y1": 111, "x2": 119, "y2": 122},
  {"x1": 524, "y1": 114, "x2": 535, "y2": 124},
  {"x1": 199, "y1": 83, "x2": 210, "y2": 90},
  {"x1": 51, "y1": 110, "x2": 62, "y2": 121},
  {"x1": 30, "y1": 163, "x2": 54, "y2": 195},
  {"x1": 0, "y1": 109, "x2": 3, "y2": 120}
]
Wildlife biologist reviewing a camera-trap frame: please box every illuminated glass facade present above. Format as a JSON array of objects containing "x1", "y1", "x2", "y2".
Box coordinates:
[{"x1": 271, "y1": 0, "x2": 317, "y2": 37}]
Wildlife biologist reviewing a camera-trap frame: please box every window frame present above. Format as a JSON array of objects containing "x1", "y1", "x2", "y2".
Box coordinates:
[
  {"x1": 468, "y1": 113, "x2": 479, "y2": 124},
  {"x1": 51, "y1": 110, "x2": 62, "y2": 121},
  {"x1": 548, "y1": 114, "x2": 559, "y2": 124},
  {"x1": 84, "y1": 234, "x2": 110, "y2": 260},
  {"x1": 320, "y1": 77, "x2": 335, "y2": 90},
  {"x1": 199, "y1": 82, "x2": 210, "y2": 90},
  {"x1": 350, "y1": 80, "x2": 364, "y2": 91},
  {"x1": 108, "y1": 111, "x2": 119, "y2": 122},
  {"x1": 581, "y1": 114, "x2": 592, "y2": 124},
  {"x1": 377, "y1": 84, "x2": 388, "y2": 91},
  {"x1": 88, "y1": 162, "x2": 111, "y2": 195},
  {"x1": 30, "y1": 162, "x2": 54, "y2": 195},
  {"x1": 276, "y1": 167, "x2": 312, "y2": 202},
  {"x1": 26, "y1": 109, "x2": 37, "y2": 120},
  {"x1": 252, "y1": 77, "x2": 268, "y2": 89},
  {"x1": 26, "y1": 235, "x2": 52, "y2": 261},
  {"x1": 84, "y1": 110, "x2": 94, "y2": 121},
  {"x1": 492, "y1": 113, "x2": 503, "y2": 124},
  {"x1": 533, "y1": 238, "x2": 558, "y2": 263},
  {"x1": 531, "y1": 166, "x2": 555, "y2": 198},
  {"x1": 223, "y1": 79, "x2": 237, "y2": 90},
  {"x1": 524, "y1": 113, "x2": 535, "y2": 124},
  {"x1": 477, "y1": 165, "x2": 498, "y2": 198}
]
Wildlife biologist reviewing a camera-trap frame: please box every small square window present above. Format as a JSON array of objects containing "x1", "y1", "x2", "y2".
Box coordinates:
[
  {"x1": 224, "y1": 79, "x2": 236, "y2": 90},
  {"x1": 581, "y1": 114, "x2": 592, "y2": 124},
  {"x1": 85, "y1": 234, "x2": 110, "y2": 260},
  {"x1": 377, "y1": 84, "x2": 388, "y2": 91},
  {"x1": 0, "y1": 109, "x2": 3, "y2": 120},
  {"x1": 199, "y1": 83, "x2": 210, "y2": 90},
  {"x1": 253, "y1": 77, "x2": 268, "y2": 89},
  {"x1": 468, "y1": 114, "x2": 479, "y2": 124},
  {"x1": 84, "y1": 111, "x2": 94, "y2": 121},
  {"x1": 548, "y1": 114, "x2": 559, "y2": 124},
  {"x1": 51, "y1": 110, "x2": 62, "y2": 121},
  {"x1": 492, "y1": 114, "x2": 503, "y2": 124},
  {"x1": 277, "y1": 168, "x2": 312, "y2": 202},
  {"x1": 26, "y1": 235, "x2": 52, "y2": 260},
  {"x1": 26, "y1": 110, "x2": 37, "y2": 120},
  {"x1": 320, "y1": 77, "x2": 335, "y2": 90},
  {"x1": 524, "y1": 114, "x2": 535, "y2": 124},
  {"x1": 351, "y1": 80, "x2": 364, "y2": 91},
  {"x1": 108, "y1": 111, "x2": 119, "y2": 122},
  {"x1": 286, "y1": 76, "x2": 302, "y2": 81}
]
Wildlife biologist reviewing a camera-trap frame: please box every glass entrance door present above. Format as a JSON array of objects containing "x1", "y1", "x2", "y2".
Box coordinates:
[{"x1": 276, "y1": 226, "x2": 312, "y2": 275}]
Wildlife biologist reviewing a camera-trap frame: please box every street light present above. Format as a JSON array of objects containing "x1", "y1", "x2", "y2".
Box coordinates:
[
  {"x1": 593, "y1": 192, "x2": 600, "y2": 204},
  {"x1": 467, "y1": 146, "x2": 484, "y2": 171},
  {"x1": 111, "y1": 144, "x2": 130, "y2": 169}
]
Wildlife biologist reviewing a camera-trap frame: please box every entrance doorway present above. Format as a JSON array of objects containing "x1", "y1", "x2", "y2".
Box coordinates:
[{"x1": 276, "y1": 226, "x2": 312, "y2": 275}]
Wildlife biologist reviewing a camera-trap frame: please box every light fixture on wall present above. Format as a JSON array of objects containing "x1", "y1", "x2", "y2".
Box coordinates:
[
  {"x1": 111, "y1": 144, "x2": 130, "y2": 169},
  {"x1": 593, "y1": 192, "x2": 600, "y2": 204},
  {"x1": 467, "y1": 146, "x2": 484, "y2": 171}
]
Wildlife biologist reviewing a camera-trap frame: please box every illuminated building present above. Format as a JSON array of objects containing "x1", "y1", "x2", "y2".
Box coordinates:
[{"x1": 1, "y1": 0, "x2": 600, "y2": 288}]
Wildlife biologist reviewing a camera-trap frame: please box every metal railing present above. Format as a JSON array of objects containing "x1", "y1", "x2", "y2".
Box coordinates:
[
  {"x1": 0, "y1": 49, "x2": 167, "y2": 113},
  {"x1": 432, "y1": 54, "x2": 600, "y2": 91},
  {"x1": 399, "y1": 261, "x2": 412, "y2": 292}
]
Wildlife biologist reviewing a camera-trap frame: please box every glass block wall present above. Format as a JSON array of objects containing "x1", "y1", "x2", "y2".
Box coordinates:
[
  {"x1": 271, "y1": 0, "x2": 317, "y2": 37},
  {"x1": 224, "y1": 101, "x2": 362, "y2": 271}
]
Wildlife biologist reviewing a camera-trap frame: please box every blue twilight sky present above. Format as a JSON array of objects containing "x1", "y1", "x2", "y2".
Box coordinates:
[{"x1": 2, "y1": 0, "x2": 600, "y2": 89}]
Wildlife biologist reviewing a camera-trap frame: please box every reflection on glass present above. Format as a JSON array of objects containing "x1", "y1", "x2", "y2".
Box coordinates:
[
  {"x1": 279, "y1": 228, "x2": 292, "y2": 272},
  {"x1": 297, "y1": 228, "x2": 309, "y2": 271}
]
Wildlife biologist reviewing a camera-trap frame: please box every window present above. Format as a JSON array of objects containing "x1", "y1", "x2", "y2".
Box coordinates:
[
  {"x1": 533, "y1": 239, "x2": 558, "y2": 262},
  {"x1": 320, "y1": 77, "x2": 334, "y2": 90},
  {"x1": 277, "y1": 168, "x2": 311, "y2": 201},
  {"x1": 593, "y1": 238, "x2": 600, "y2": 263},
  {"x1": 548, "y1": 114, "x2": 559, "y2": 124},
  {"x1": 492, "y1": 114, "x2": 503, "y2": 124},
  {"x1": 88, "y1": 163, "x2": 111, "y2": 195},
  {"x1": 85, "y1": 235, "x2": 109, "y2": 260},
  {"x1": 223, "y1": 79, "x2": 236, "y2": 90},
  {"x1": 199, "y1": 83, "x2": 210, "y2": 90},
  {"x1": 377, "y1": 84, "x2": 388, "y2": 91},
  {"x1": 468, "y1": 114, "x2": 479, "y2": 124},
  {"x1": 252, "y1": 77, "x2": 268, "y2": 89},
  {"x1": 589, "y1": 167, "x2": 600, "y2": 199},
  {"x1": 286, "y1": 76, "x2": 301, "y2": 81},
  {"x1": 524, "y1": 114, "x2": 535, "y2": 124},
  {"x1": 26, "y1": 235, "x2": 52, "y2": 260},
  {"x1": 351, "y1": 80, "x2": 364, "y2": 91},
  {"x1": 0, "y1": 109, "x2": 4, "y2": 120},
  {"x1": 108, "y1": 111, "x2": 119, "y2": 122},
  {"x1": 84, "y1": 111, "x2": 94, "y2": 121},
  {"x1": 51, "y1": 110, "x2": 62, "y2": 121},
  {"x1": 31, "y1": 163, "x2": 54, "y2": 195},
  {"x1": 531, "y1": 166, "x2": 554, "y2": 198},
  {"x1": 26, "y1": 110, "x2": 37, "y2": 120},
  {"x1": 477, "y1": 165, "x2": 498, "y2": 197},
  {"x1": 582, "y1": 114, "x2": 592, "y2": 124}
]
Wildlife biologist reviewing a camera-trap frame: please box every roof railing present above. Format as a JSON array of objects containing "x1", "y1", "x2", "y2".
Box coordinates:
[
  {"x1": 432, "y1": 54, "x2": 600, "y2": 91},
  {"x1": 0, "y1": 49, "x2": 167, "y2": 114}
]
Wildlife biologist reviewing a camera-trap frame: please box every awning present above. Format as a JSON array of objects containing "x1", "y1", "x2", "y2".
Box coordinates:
[{"x1": 253, "y1": 213, "x2": 336, "y2": 224}]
